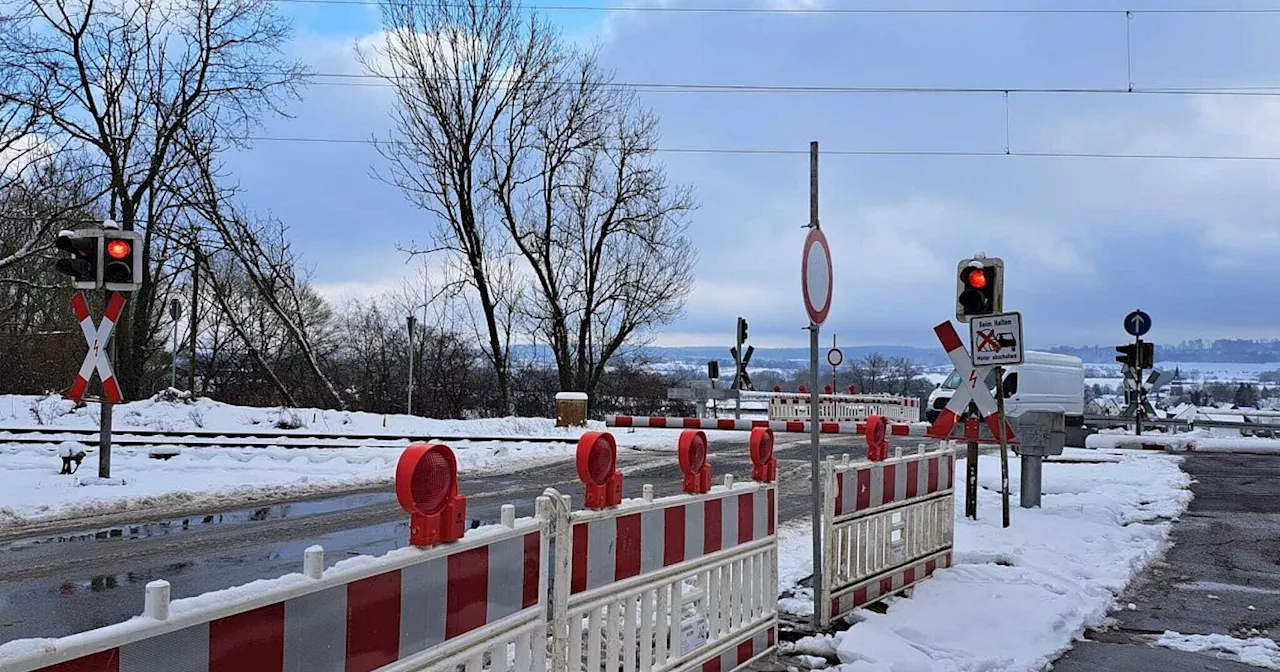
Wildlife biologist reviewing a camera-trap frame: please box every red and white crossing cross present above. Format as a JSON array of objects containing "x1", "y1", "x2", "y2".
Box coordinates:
[
  {"x1": 927, "y1": 321, "x2": 1016, "y2": 441},
  {"x1": 69, "y1": 292, "x2": 126, "y2": 404}
]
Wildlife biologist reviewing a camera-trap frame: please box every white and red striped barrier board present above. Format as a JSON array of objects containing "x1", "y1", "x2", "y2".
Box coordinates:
[
  {"x1": 9, "y1": 513, "x2": 550, "y2": 672},
  {"x1": 570, "y1": 488, "x2": 776, "y2": 594},
  {"x1": 827, "y1": 552, "x2": 953, "y2": 618},
  {"x1": 818, "y1": 448, "x2": 956, "y2": 627},
  {"x1": 607, "y1": 415, "x2": 930, "y2": 437},
  {"x1": 547, "y1": 480, "x2": 779, "y2": 672},
  {"x1": 832, "y1": 451, "x2": 954, "y2": 516}
]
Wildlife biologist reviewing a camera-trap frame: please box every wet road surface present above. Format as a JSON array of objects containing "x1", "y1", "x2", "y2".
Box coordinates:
[
  {"x1": 0, "y1": 431, "x2": 936, "y2": 644},
  {"x1": 1053, "y1": 453, "x2": 1280, "y2": 671}
]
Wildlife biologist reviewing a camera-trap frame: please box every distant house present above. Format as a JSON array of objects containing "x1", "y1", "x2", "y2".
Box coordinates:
[{"x1": 1087, "y1": 395, "x2": 1123, "y2": 416}]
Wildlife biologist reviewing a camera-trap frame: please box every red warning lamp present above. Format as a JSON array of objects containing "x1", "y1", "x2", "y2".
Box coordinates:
[
  {"x1": 772, "y1": 385, "x2": 782, "y2": 393},
  {"x1": 395, "y1": 443, "x2": 467, "y2": 547},
  {"x1": 797, "y1": 384, "x2": 808, "y2": 394},
  {"x1": 824, "y1": 384, "x2": 833, "y2": 394},
  {"x1": 865, "y1": 415, "x2": 888, "y2": 462},
  {"x1": 966, "y1": 268, "x2": 987, "y2": 289},
  {"x1": 678, "y1": 430, "x2": 712, "y2": 494},
  {"x1": 577, "y1": 431, "x2": 623, "y2": 509},
  {"x1": 750, "y1": 427, "x2": 777, "y2": 482},
  {"x1": 847, "y1": 384, "x2": 858, "y2": 394},
  {"x1": 106, "y1": 239, "x2": 131, "y2": 259}
]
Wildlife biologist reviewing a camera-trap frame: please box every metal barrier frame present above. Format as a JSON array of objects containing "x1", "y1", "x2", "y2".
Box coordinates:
[
  {"x1": 546, "y1": 479, "x2": 779, "y2": 672},
  {"x1": 765, "y1": 394, "x2": 920, "y2": 424},
  {"x1": 3, "y1": 501, "x2": 553, "y2": 672},
  {"x1": 818, "y1": 446, "x2": 955, "y2": 628}
]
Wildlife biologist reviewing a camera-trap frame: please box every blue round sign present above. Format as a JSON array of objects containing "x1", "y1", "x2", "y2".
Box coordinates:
[{"x1": 1124, "y1": 310, "x2": 1152, "y2": 337}]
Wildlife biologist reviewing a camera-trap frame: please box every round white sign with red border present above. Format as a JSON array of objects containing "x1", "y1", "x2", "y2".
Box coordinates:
[{"x1": 802, "y1": 228, "x2": 833, "y2": 325}]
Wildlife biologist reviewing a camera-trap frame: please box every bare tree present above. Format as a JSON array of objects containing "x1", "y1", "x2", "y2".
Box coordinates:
[
  {"x1": 490, "y1": 48, "x2": 696, "y2": 401},
  {"x1": 361, "y1": 0, "x2": 560, "y2": 414},
  {"x1": 5, "y1": 0, "x2": 307, "y2": 397}
]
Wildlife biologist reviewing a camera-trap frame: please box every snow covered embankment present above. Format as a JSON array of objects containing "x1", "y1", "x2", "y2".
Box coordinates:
[{"x1": 778, "y1": 449, "x2": 1192, "y2": 672}]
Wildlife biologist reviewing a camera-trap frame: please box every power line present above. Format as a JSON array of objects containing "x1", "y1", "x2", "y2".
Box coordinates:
[
  {"x1": 264, "y1": 1, "x2": 1280, "y2": 15},
  {"x1": 294, "y1": 73, "x2": 1280, "y2": 97},
  {"x1": 238, "y1": 134, "x2": 1280, "y2": 162}
]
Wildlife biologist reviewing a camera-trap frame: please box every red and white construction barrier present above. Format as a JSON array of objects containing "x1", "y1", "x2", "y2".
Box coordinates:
[
  {"x1": 608, "y1": 415, "x2": 931, "y2": 437},
  {"x1": 11, "y1": 509, "x2": 550, "y2": 672},
  {"x1": 546, "y1": 430, "x2": 780, "y2": 672},
  {"x1": 819, "y1": 447, "x2": 956, "y2": 627}
]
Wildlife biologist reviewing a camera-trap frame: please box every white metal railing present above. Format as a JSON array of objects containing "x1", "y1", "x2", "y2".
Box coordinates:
[
  {"x1": 818, "y1": 447, "x2": 955, "y2": 627},
  {"x1": 546, "y1": 481, "x2": 778, "y2": 672},
  {"x1": 761, "y1": 393, "x2": 920, "y2": 424}
]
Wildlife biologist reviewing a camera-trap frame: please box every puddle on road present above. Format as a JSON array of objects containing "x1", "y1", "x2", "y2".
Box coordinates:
[{"x1": 0, "y1": 491, "x2": 399, "y2": 554}]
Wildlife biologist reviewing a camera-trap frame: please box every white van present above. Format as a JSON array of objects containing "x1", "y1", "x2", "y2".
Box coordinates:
[{"x1": 925, "y1": 350, "x2": 1085, "y2": 427}]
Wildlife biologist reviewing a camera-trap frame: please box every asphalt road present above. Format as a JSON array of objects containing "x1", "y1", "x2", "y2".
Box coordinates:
[
  {"x1": 0, "y1": 431, "x2": 932, "y2": 645},
  {"x1": 1053, "y1": 453, "x2": 1280, "y2": 672}
]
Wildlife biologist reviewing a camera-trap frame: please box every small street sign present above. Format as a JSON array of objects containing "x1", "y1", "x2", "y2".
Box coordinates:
[
  {"x1": 801, "y1": 228, "x2": 833, "y2": 326},
  {"x1": 1124, "y1": 309, "x2": 1152, "y2": 337},
  {"x1": 826, "y1": 347, "x2": 843, "y2": 367},
  {"x1": 968, "y1": 311, "x2": 1024, "y2": 367}
]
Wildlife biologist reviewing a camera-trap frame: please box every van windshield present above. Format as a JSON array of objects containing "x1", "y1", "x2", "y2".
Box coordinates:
[{"x1": 940, "y1": 369, "x2": 998, "y2": 390}]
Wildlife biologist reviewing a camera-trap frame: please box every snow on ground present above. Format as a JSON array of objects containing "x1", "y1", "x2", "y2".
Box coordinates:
[
  {"x1": 0, "y1": 394, "x2": 767, "y2": 529},
  {"x1": 1154, "y1": 632, "x2": 1280, "y2": 669},
  {"x1": 0, "y1": 438, "x2": 572, "y2": 529},
  {"x1": 1086, "y1": 428, "x2": 1280, "y2": 454},
  {"x1": 773, "y1": 448, "x2": 1192, "y2": 672}
]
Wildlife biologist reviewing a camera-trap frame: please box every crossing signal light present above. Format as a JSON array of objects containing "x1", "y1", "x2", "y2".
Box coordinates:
[
  {"x1": 102, "y1": 230, "x2": 142, "y2": 291},
  {"x1": 54, "y1": 230, "x2": 102, "y2": 290},
  {"x1": 955, "y1": 256, "x2": 1004, "y2": 323},
  {"x1": 737, "y1": 317, "x2": 748, "y2": 344},
  {"x1": 1115, "y1": 343, "x2": 1139, "y2": 368}
]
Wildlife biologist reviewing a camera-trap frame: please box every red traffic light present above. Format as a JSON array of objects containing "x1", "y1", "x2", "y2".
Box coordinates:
[
  {"x1": 967, "y1": 269, "x2": 987, "y2": 289},
  {"x1": 106, "y1": 240, "x2": 131, "y2": 260}
]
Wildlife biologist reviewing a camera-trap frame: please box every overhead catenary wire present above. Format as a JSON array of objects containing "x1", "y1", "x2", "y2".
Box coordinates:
[
  {"x1": 234, "y1": 135, "x2": 1280, "y2": 162},
  {"x1": 262, "y1": 1, "x2": 1280, "y2": 15}
]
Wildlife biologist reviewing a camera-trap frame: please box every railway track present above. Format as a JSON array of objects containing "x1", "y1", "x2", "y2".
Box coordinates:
[{"x1": 0, "y1": 425, "x2": 579, "y2": 449}]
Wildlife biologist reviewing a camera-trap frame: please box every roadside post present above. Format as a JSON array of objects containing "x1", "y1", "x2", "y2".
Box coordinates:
[
  {"x1": 970, "y1": 311, "x2": 1023, "y2": 528},
  {"x1": 1011, "y1": 410, "x2": 1066, "y2": 508},
  {"x1": 801, "y1": 140, "x2": 833, "y2": 631},
  {"x1": 1118, "y1": 309, "x2": 1155, "y2": 435}
]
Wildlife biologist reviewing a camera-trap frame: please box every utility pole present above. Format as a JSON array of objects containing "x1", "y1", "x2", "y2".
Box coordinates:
[
  {"x1": 994, "y1": 367, "x2": 1011, "y2": 528},
  {"x1": 188, "y1": 243, "x2": 199, "y2": 395},
  {"x1": 407, "y1": 315, "x2": 417, "y2": 415},
  {"x1": 807, "y1": 140, "x2": 823, "y2": 632},
  {"x1": 169, "y1": 299, "x2": 182, "y2": 389}
]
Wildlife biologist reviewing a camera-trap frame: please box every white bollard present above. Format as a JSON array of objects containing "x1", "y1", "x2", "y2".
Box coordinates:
[
  {"x1": 723, "y1": 474, "x2": 735, "y2": 488},
  {"x1": 145, "y1": 580, "x2": 171, "y2": 621},
  {"x1": 643, "y1": 484, "x2": 654, "y2": 502},
  {"x1": 841, "y1": 453, "x2": 850, "y2": 466},
  {"x1": 304, "y1": 545, "x2": 324, "y2": 579},
  {"x1": 501, "y1": 504, "x2": 516, "y2": 528}
]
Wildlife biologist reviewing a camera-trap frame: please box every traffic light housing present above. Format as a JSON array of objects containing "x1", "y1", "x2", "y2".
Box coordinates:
[
  {"x1": 1115, "y1": 343, "x2": 1138, "y2": 368},
  {"x1": 707, "y1": 360, "x2": 719, "y2": 380},
  {"x1": 955, "y1": 256, "x2": 1004, "y2": 322},
  {"x1": 54, "y1": 230, "x2": 103, "y2": 290},
  {"x1": 102, "y1": 230, "x2": 142, "y2": 292},
  {"x1": 1138, "y1": 342, "x2": 1154, "y2": 369},
  {"x1": 737, "y1": 317, "x2": 748, "y2": 344}
]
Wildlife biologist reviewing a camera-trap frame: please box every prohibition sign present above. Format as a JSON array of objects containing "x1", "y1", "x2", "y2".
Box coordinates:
[{"x1": 802, "y1": 228, "x2": 833, "y2": 325}]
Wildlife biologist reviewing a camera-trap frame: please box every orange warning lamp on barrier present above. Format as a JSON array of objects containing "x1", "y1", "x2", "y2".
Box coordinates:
[
  {"x1": 678, "y1": 430, "x2": 712, "y2": 494},
  {"x1": 577, "y1": 431, "x2": 623, "y2": 509},
  {"x1": 395, "y1": 443, "x2": 467, "y2": 547},
  {"x1": 847, "y1": 384, "x2": 858, "y2": 394},
  {"x1": 798, "y1": 384, "x2": 807, "y2": 394},
  {"x1": 824, "y1": 384, "x2": 833, "y2": 394},
  {"x1": 750, "y1": 427, "x2": 777, "y2": 482},
  {"x1": 865, "y1": 415, "x2": 888, "y2": 461}
]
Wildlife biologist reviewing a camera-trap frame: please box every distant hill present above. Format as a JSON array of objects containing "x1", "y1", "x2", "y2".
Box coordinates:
[{"x1": 1049, "y1": 339, "x2": 1280, "y2": 364}]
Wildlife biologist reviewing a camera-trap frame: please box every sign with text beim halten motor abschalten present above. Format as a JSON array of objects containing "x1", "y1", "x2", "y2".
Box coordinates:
[{"x1": 969, "y1": 311, "x2": 1024, "y2": 367}]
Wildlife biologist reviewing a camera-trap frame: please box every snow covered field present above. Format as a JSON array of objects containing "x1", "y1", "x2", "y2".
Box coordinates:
[
  {"x1": 777, "y1": 448, "x2": 1193, "y2": 672},
  {"x1": 0, "y1": 393, "x2": 739, "y2": 531}
]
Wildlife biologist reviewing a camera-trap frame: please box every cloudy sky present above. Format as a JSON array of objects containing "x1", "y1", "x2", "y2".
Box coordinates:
[{"x1": 224, "y1": 0, "x2": 1280, "y2": 351}]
